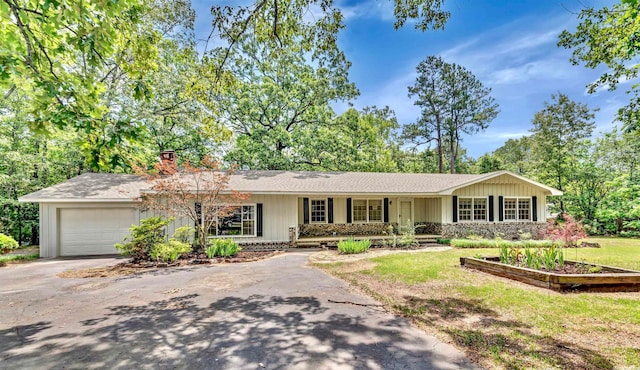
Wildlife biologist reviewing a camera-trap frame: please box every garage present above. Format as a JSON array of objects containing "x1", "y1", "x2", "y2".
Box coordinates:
[{"x1": 59, "y1": 208, "x2": 138, "y2": 256}]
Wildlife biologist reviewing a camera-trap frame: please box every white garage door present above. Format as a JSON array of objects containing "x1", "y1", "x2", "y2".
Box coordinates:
[{"x1": 59, "y1": 208, "x2": 137, "y2": 256}]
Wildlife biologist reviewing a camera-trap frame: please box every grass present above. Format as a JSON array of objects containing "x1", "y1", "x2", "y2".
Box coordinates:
[
  {"x1": 316, "y1": 237, "x2": 640, "y2": 369},
  {"x1": 0, "y1": 253, "x2": 39, "y2": 265}
]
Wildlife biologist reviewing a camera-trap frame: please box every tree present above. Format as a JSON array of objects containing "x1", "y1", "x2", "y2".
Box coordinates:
[
  {"x1": 474, "y1": 154, "x2": 504, "y2": 173},
  {"x1": 0, "y1": 92, "x2": 85, "y2": 244},
  {"x1": 529, "y1": 93, "x2": 596, "y2": 212},
  {"x1": 405, "y1": 56, "x2": 499, "y2": 173},
  {"x1": 492, "y1": 137, "x2": 532, "y2": 174},
  {"x1": 0, "y1": 0, "x2": 159, "y2": 135},
  {"x1": 305, "y1": 106, "x2": 399, "y2": 172},
  {"x1": 218, "y1": 18, "x2": 358, "y2": 170},
  {"x1": 136, "y1": 157, "x2": 249, "y2": 252},
  {"x1": 558, "y1": 0, "x2": 640, "y2": 131},
  {"x1": 563, "y1": 141, "x2": 611, "y2": 225}
]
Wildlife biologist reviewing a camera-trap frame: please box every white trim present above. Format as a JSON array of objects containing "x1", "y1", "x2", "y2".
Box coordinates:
[
  {"x1": 502, "y1": 197, "x2": 532, "y2": 222},
  {"x1": 206, "y1": 203, "x2": 257, "y2": 238},
  {"x1": 351, "y1": 198, "x2": 384, "y2": 224},
  {"x1": 457, "y1": 196, "x2": 488, "y2": 223}
]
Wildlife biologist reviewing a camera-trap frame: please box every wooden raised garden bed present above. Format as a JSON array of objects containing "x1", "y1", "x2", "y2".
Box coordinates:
[{"x1": 460, "y1": 257, "x2": 640, "y2": 292}]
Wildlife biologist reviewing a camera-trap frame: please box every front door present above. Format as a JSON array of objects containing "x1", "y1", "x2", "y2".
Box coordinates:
[{"x1": 399, "y1": 200, "x2": 412, "y2": 231}]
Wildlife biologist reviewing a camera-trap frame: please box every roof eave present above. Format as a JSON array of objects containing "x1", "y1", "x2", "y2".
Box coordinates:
[{"x1": 18, "y1": 198, "x2": 138, "y2": 203}]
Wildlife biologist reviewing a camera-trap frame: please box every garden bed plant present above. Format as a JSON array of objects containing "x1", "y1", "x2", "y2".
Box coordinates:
[
  {"x1": 111, "y1": 216, "x2": 282, "y2": 269},
  {"x1": 461, "y1": 214, "x2": 640, "y2": 291}
]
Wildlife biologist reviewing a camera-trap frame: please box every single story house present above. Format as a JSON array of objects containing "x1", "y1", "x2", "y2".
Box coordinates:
[{"x1": 19, "y1": 168, "x2": 562, "y2": 257}]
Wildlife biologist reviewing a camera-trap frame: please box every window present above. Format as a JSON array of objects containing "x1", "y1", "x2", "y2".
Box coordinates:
[
  {"x1": 369, "y1": 200, "x2": 382, "y2": 222},
  {"x1": 207, "y1": 205, "x2": 256, "y2": 237},
  {"x1": 353, "y1": 200, "x2": 367, "y2": 222},
  {"x1": 311, "y1": 199, "x2": 326, "y2": 223},
  {"x1": 503, "y1": 197, "x2": 531, "y2": 221},
  {"x1": 474, "y1": 198, "x2": 487, "y2": 221},
  {"x1": 458, "y1": 197, "x2": 487, "y2": 222},
  {"x1": 353, "y1": 199, "x2": 383, "y2": 223},
  {"x1": 458, "y1": 198, "x2": 472, "y2": 221}
]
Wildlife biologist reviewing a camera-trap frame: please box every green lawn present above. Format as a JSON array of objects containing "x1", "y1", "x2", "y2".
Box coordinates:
[{"x1": 318, "y1": 237, "x2": 640, "y2": 369}]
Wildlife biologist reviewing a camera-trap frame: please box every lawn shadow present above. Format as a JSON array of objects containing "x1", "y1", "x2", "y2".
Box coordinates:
[
  {"x1": 397, "y1": 295, "x2": 614, "y2": 370},
  {"x1": 1, "y1": 294, "x2": 472, "y2": 369}
]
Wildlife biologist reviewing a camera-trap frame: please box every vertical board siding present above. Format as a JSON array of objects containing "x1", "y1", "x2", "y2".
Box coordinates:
[
  {"x1": 389, "y1": 198, "x2": 398, "y2": 223},
  {"x1": 425, "y1": 198, "x2": 442, "y2": 222},
  {"x1": 414, "y1": 198, "x2": 426, "y2": 222},
  {"x1": 333, "y1": 198, "x2": 347, "y2": 223}
]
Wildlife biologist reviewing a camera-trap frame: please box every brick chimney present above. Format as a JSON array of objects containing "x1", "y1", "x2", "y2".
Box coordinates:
[{"x1": 159, "y1": 150, "x2": 177, "y2": 173}]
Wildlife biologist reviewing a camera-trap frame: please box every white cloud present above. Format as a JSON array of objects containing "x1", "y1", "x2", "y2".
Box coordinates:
[{"x1": 337, "y1": 0, "x2": 395, "y2": 22}]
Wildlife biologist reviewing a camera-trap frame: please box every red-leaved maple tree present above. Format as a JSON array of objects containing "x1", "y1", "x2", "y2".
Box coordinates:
[
  {"x1": 546, "y1": 213, "x2": 587, "y2": 247},
  {"x1": 135, "y1": 156, "x2": 249, "y2": 251}
]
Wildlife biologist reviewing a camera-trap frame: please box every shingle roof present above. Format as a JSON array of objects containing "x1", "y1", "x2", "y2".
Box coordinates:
[
  {"x1": 18, "y1": 173, "x2": 147, "y2": 202},
  {"x1": 18, "y1": 170, "x2": 561, "y2": 202},
  {"x1": 227, "y1": 170, "x2": 487, "y2": 194}
]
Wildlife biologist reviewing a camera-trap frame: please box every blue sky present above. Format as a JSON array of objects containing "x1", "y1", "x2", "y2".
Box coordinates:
[{"x1": 192, "y1": 0, "x2": 625, "y2": 158}]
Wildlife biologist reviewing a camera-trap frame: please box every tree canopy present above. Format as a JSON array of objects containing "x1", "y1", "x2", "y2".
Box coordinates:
[{"x1": 405, "y1": 56, "x2": 499, "y2": 173}]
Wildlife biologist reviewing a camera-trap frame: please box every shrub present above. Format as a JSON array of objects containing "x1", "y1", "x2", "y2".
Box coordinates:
[
  {"x1": 0, "y1": 233, "x2": 19, "y2": 254},
  {"x1": 115, "y1": 216, "x2": 172, "y2": 262},
  {"x1": 400, "y1": 221, "x2": 419, "y2": 247},
  {"x1": 150, "y1": 240, "x2": 192, "y2": 262},
  {"x1": 546, "y1": 213, "x2": 587, "y2": 247},
  {"x1": 383, "y1": 225, "x2": 399, "y2": 248},
  {"x1": 451, "y1": 238, "x2": 559, "y2": 249},
  {"x1": 172, "y1": 226, "x2": 195, "y2": 244},
  {"x1": 436, "y1": 238, "x2": 451, "y2": 245},
  {"x1": 337, "y1": 238, "x2": 371, "y2": 254},
  {"x1": 207, "y1": 238, "x2": 240, "y2": 258}
]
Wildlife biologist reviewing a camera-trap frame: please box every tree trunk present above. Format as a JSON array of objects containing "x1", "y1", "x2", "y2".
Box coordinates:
[
  {"x1": 437, "y1": 134, "x2": 443, "y2": 173},
  {"x1": 30, "y1": 224, "x2": 39, "y2": 246},
  {"x1": 449, "y1": 136, "x2": 456, "y2": 174}
]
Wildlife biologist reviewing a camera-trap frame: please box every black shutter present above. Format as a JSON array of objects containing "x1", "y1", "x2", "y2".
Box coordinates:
[
  {"x1": 452, "y1": 196, "x2": 458, "y2": 223},
  {"x1": 488, "y1": 195, "x2": 494, "y2": 222},
  {"x1": 303, "y1": 198, "x2": 309, "y2": 224},
  {"x1": 256, "y1": 203, "x2": 263, "y2": 236},
  {"x1": 532, "y1": 196, "x2": 538, "y2": 222},
  {"x1": 383, "y1": 198, "x2": 390, "y2": 223},
  {"x1": 498, "y1": 196, "x2": 504, "y2": 221},
  {"x1": 327, "y1": 198, "x2": 334, "y2": 224},
  {"x1": 346, "y1": 198, "x2": 352, "y2": 223}
]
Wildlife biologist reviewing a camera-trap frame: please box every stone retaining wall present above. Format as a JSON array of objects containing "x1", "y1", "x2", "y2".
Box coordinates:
[
  {"x1": 414, "y1": 222, "x2": 442, "y2": 235},
  {"x1": 441, "y1": 222, "x2": 546, "y2": 240},
  {"x1": 298, "y1": 223, "x2": 396, "y2": 237},
  {"x1": 236, "y1": 241, "x2": 291, "y2": 251}
]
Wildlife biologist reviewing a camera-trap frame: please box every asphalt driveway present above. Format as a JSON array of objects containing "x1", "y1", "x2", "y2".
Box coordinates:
[{"x1": 0, "y1": 253, "x2": 475, "y2": 369}]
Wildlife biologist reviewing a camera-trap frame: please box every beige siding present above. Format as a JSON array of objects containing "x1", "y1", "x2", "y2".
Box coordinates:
[
  {"x1": 333, "y1": 197, "x2": 347, "y2": 223},
  {"x1": 414, "y1": 198, "x2": 426, "y2": 223},
  {"x1": 441, "y1": 196, "x2": 452, "y2": 223},
  {"x1": 389, "y1": 198, "x2": 398, "y2": 223},
  {"x1": 425, "y1": 198, "x2": 442, "y2": 222},
  {"x1": 253, "y1": 194, "x2": 297, "y2": 241}
]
